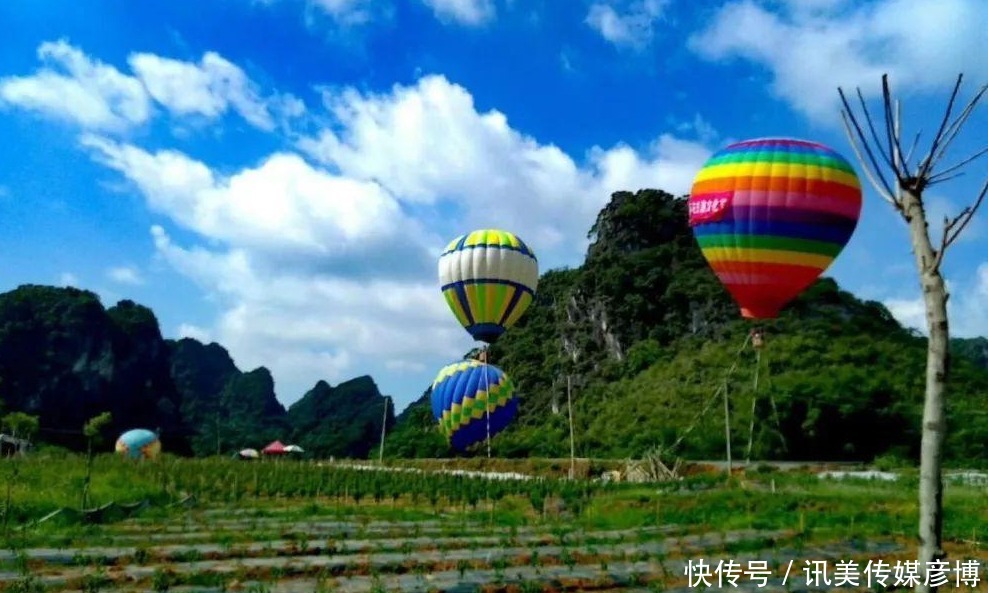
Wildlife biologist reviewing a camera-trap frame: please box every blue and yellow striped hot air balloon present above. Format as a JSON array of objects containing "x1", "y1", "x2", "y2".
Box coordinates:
[
  {"x1": 115, "y1": 429, "x2": 161, "y2": 460},
  {"x1": 438, "y1": 229, "x2": 539, "y2": 344},
  {"x1": 430, "y1": 359, "x2": 518, "y2": 451}
]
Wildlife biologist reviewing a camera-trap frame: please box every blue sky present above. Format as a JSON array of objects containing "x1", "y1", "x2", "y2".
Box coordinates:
[{"x1": 1, "y1": 0, "x2": 986, "y2": 412}]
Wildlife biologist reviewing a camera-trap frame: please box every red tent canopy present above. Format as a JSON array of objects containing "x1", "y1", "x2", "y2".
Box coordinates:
[{"x1": 262, "y1": 440, "x2": 287, "y2": 455}]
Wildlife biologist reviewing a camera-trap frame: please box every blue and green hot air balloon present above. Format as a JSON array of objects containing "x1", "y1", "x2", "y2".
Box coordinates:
[
  {"x1": 430, "y1": 359, "x2": 518, "y2": 451},
  {"x1": 438, "y1": 229, "x2": 539, "y2": 344},
  {"x1": 115, "y1": 429, "x2": 161, "y2": 460}
]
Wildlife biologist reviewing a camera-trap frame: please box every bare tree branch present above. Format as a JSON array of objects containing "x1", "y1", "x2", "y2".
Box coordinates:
[
  {"x1": 917, "y1": 74, "x2": 965, "y2": 181},
  {"x1": 883, "y1": 76, "x2": 909, "y2": 177},
  {"x1": 839, "y1": 86, "x2": 898, "y2": 202},
  {"x1": 893, "y1": 99, "x2": 903, "y2": 172},
  {"x1": 840, "y1": 110, "x2": 898, "y2": 204},
  {"x1": 935, "y1": 177, "x2": 988, "y2": 269},
  {"x1": 929, "y1": 172, "x2": 967, "y2": 186},
  {"x1": 925, "y1": 83, "x2": 988, "y2": 176},
  {"x1": 929, "y1": 145, "x2": 988, "y2": 184},
  {"x1": 905, "y1": 130, "x2": 923, "y2": 168},
  {"x1": 857, "y1": 86, "x2": 899, "y2": 178}
]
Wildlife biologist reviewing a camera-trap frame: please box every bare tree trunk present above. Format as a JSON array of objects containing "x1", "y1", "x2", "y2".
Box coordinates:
[
  {"x1": 902, "y1": 188, "x2": 948, "y2": 591},
  {"x1": 839, "y1": 73, "x2": 987, "y2": 593}
]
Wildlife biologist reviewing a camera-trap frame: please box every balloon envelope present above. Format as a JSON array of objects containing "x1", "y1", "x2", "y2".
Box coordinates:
[
  {"x1": 115, "y1": 429, "x2": 161, "y2": 460},
  {"x1": 688, "y1": 138, "x2": 862, "y2": 319},
  {"x1": 438, "y1": 229, "x2": 539, "y2": 344},
  {"x1": 430, "y1": 359, "x2": 519, "y2": 451}
]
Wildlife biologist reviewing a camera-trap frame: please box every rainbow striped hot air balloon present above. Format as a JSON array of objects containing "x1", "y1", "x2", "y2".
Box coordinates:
[
  {"x1": 438, "y1": 229, "x2": 539, "y2": 344},
  {"x1": 115, "y1": 429, "x2": 161, "y2": 460},
  {"x1": 430, "y1": 359, "x2": 518, "y2": 451},
  {"x1": 688, "y1": 138, "x2": 863, "y2": 319}
]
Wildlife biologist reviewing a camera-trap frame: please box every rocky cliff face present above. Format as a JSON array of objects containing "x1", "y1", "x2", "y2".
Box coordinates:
[
  {"x1": 0, "y1": 285, "x2": 189, "y2": 452},
  {"x1": 0, "y1": 285, "x2": 390, "y2": 458},
  {"x1": 390, "y1": 189, "x2": 988, "y2": 463},
  {"x1": 954, "y1": 337, "x2": 988, "y2": 370}
]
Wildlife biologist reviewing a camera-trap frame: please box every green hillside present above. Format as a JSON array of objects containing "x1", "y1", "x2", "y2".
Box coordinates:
[
  {"x1": 387, "y1": 189, "x2": 988, "y2": 466},
  {"x1": 1, "y1": 188, "x2": 986, "y2": 465}
]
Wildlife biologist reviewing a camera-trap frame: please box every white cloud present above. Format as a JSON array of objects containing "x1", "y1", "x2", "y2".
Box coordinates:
[
  {"x1": 0, "y1": 40, "x2": 151, "y2": 132},
  {"x1": 884, "y1": 297, "x2": 927, "y2": 332},
  {"x1": 297, "y1": 74, "x2": 711, "y2": 260},
  {"x1": 59, "y1": 272, "x2": 80, "y2": 287},
  {"x1": 672, "y1": 113, "x2": 719, "y2": 144},
  {"x1": 309, "y1": 0, "x2": 381, "y2": 25},
  {"x1": 151, "y1": 225, "x2": 461, "y2": 397},
  {"x1": 1, "y1": 40, "x2": 302, "y2": 134},
  {"x1": 107, "y1": 265, "x2": 145, "y2": 286},
  {"x1": 884, "y1": 265, "x2": 988, "y2": 337},
  {"x1": 177, "y1": 323, "x2": 213, "y2": 343},
  {"x1": 421, "y1": 0, "x2": 496, "y2": 25},
  {"x1": 128, "y1": 51, "x2": 282, "y2": 131},
  {"x1": 689, "y1": 0, "x2": 988, "y2": 122},
  {"x1": 83, "y1": 135, "x2": 431, "y2": 276},
  {"x1": 586, "y1": 0, "x2": 668, "y2": 49},
  {"x1": 82, "y1": 72, "x2": 711, "y2": 402}
]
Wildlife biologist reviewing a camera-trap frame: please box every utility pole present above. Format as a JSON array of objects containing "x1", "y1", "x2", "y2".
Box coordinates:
[
  {"x1": 567, "y1": 374, "x2": 575, "y2": 480},
  {"x1": 378, "y1": 396, "x2": 389, "y2": 464}
]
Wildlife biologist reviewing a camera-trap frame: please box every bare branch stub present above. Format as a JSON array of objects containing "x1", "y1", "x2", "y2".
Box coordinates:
[{"x1": 946, "y1": 179, "x2": 988, "y2": 249}]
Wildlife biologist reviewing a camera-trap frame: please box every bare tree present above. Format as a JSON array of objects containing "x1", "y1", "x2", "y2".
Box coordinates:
[{"x1": 838, "y1": 74, "x2": 987, "y2": 593}]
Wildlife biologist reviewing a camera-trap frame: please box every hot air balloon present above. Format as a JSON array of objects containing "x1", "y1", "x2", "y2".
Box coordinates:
[
  {"x1": 688, "y1": 138, "x2": 862, "y2": 319},
  {"x1": 115, "y1": 429, "x2": 161, "y2": 460},
  {"x1": 430, "y1": 359, "x2": 518, "y2": 451},
  {"x1": 438, "y1": 229, "x2": 539, "y2": 345}
]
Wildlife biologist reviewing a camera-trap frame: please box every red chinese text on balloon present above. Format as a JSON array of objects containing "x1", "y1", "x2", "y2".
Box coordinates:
[{"x1": 688, "y1": 191, "x2": 734, "y2": 226}]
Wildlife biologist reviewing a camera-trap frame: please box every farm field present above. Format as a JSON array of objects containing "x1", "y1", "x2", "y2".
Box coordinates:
[{"x1": 1, "y1": 457, "x2": 987, "y2": 592}]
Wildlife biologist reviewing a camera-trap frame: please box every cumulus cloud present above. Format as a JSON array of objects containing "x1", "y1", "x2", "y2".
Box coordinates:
[
  {"x1": 421, "y1": 0, "x2": 496, "y2": 25},
  {"x1": 177, "y1": 323, "x2": 213, "y2": 344},
  {"x1": 585, "y1": 0, "x2": 668, "y2": 49},
  {"x1": 0, "y1": 40, "x2": 151, "y2": 132},
  {"x1": 689, "y1": 0, "x2": 988, "y2": 122},
  {"x1": 128, "y1": 51, "x2": 284, "y2": 131},
  {"x1": 0, "y1": 40, "x2": 303, "y2": 134},
  {"x1": 82, "y1": 135, "x2": 434, "y2": 279},
  {"x1": 297, "y1": 75, "x2": 710, "y2": 261},
  {"x1": 107, "y1": 265, "x2": 145, "y2": 286},
  {"x1": 70, "y1": 65, "x2": 710, "y2": 400},
  {"x1": 884, "y1": 264, "x2": 988, "y2": 337},
  {"x1": 150, "y1": 225, "x2": 462, "y2": 397}
]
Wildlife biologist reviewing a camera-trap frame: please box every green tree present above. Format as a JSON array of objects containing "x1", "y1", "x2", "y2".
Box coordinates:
[
  {"x1": 1, "y1": 412, "x2": 39, "y2": 456},
  {"x1": 82, "y1": 412, "x2": 113, "y2": 509},
  {"x1": 1, "y1": 412, "x2": 38, "y2": 441}
]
